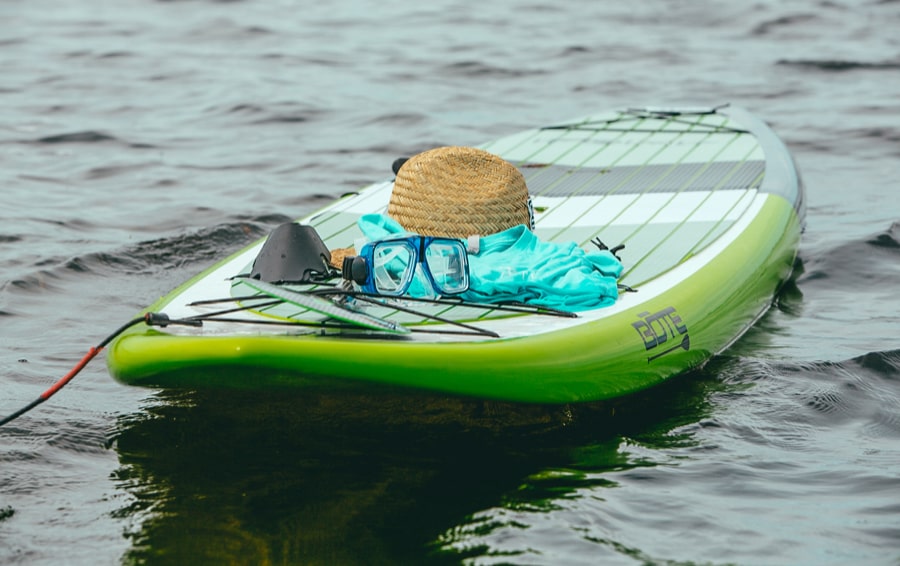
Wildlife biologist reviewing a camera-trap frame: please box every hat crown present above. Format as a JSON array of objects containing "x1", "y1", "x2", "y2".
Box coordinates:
[{"x1": 388, "y1": 146, "x2": 530, "y2": 238}]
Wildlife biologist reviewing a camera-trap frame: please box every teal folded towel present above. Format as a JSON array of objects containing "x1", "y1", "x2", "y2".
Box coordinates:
[{"x1": 358, "y1": 213, "x2": 623, "y2": 311}]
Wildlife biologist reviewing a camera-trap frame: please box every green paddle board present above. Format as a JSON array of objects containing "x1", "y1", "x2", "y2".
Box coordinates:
[{"x1": 107, "y1": 105, "x2": 804, "y2": 403}]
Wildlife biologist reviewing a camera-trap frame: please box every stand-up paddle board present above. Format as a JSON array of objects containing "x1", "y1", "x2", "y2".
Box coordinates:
[{"x1": 107, "y1": 105, "x2": 804, "y2": 403}]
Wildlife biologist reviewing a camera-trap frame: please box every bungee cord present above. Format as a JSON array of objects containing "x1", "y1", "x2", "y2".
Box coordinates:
[
  {"x1": 0, "y1": 284, "x2": 581, "y2": 427},
  {"x1": 0, "y1": 313, "x2": 196, "y2": 428}
]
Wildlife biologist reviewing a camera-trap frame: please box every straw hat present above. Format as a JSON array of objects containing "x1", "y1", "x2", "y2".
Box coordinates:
[
  {"x1": 328, "y1": 245, "x2": 355, "y2": 269},
  {"x1": 388, "y1": 146, "x2": 531, "y2": 238}
]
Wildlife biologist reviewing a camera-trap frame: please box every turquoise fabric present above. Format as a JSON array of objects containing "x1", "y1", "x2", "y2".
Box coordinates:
[{"x1": 357, "y1": 213, "x2": 623, "y2": 311}]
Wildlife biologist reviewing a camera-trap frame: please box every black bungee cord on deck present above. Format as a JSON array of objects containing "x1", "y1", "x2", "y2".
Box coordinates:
[
  {"x1": 0, "y1": 287, "x2": 583, "y2": 428},
  {"x1": 0, "y1": 313, "x2": 197, "y2": 428}
]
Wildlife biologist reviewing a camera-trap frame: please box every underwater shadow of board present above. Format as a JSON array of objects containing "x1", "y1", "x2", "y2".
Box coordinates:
[{"x1": 109, "y1": 373, "x2": 721, "y2": 565}]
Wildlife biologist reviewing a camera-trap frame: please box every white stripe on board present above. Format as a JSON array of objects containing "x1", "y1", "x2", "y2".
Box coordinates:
[{"x1": 533, "y1": 190, "x2": 754, "y2": 228}]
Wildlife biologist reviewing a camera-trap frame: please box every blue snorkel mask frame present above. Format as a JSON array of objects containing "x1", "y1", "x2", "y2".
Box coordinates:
[{"x1": 341, "y1": 235, "x2": 470, "y2": 297}]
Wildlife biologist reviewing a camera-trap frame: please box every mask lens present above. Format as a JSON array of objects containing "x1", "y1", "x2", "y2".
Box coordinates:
[
  {"x1": 371, "y1": 241, "x2": 415, "y2": 295},
  {"x1": 423, "y1": 240, "x2": 468, "y2": 294}
]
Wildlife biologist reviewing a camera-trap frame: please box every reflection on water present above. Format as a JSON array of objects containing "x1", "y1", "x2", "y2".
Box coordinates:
[{"x1": 110, "y1": 372, "x2": 718, "y2": 564}]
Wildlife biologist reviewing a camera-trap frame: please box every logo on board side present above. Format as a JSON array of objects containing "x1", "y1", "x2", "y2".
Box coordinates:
[{"x1": 632, "y1": 307, "x2": 690, "y2": 363}]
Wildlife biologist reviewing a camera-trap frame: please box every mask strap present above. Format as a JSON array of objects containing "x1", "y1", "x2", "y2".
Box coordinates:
[
  {"x1": 527, "y1": 196, "x2": 535, "y2": 230},
  {"x1": 466, "y1": 235, "x2": 480, "y2": 255}
]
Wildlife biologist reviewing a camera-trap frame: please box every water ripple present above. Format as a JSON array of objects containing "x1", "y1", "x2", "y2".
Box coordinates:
[
  {"x1": 26, "y1": 131, "x2": 159, "y2": 149},
  {"x1": 777, "y1": 58, "x2": 900, "y2": 71},
  {"x1": 751, "y1": 14, "x2": 819, "y2": 35},
  {"x1": 77, "y1": 221, "x2": 269, "y2": 276},
  {"x1": 798, "y1": 222, "x2": 900, "y2": 289},
  {"x1": 441, "y1": 60, "x2": 545, "y2": 78},
  {"x1": 33, "y1": 131, "x2": 119, "y2": 144}
]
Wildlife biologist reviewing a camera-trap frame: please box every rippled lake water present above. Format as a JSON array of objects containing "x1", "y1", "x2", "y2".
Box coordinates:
[{"x1": 1, "y1": 0, "x2": 899, "y2": 564}]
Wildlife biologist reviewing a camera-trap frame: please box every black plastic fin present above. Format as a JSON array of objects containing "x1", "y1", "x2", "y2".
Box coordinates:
[{"x1": 249, "y1": 223, "x2": 334, "y2": 283}]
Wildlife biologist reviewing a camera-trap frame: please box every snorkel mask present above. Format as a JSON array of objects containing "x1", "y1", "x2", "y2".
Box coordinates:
[{"x1": 341, "y1": 235, "x2": 469, "y2": 298}]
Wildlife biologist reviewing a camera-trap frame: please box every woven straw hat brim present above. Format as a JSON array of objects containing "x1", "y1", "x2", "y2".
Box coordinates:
[
  {"x1": 388, "y1": 146, "x2": 530, "y2": 238},
  {"x1": 328, "y1": 246, "x2": 355, "y2": 269}
]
